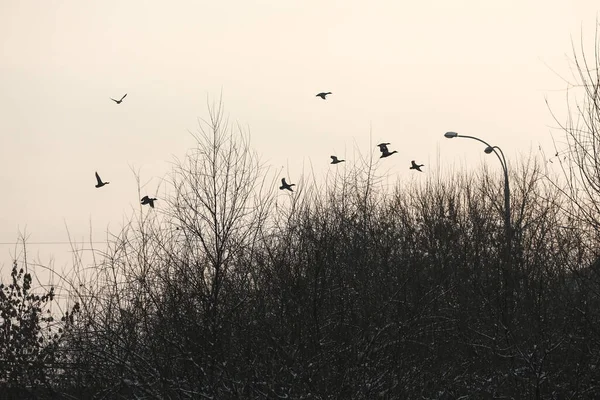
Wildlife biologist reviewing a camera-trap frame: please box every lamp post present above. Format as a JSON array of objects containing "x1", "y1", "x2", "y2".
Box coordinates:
[
  {"x1": 444, "y1": 131, "x2": 510, "y2": 246},
  {"x1": 445, "y1": 131, "x2": 512, "y2": 323}
]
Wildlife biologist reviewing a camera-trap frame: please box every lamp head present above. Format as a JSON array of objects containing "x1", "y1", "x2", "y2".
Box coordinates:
[
  {"x1": 484, "y1": 146, "x2": 494, "y2": 154},
  {"x1": 444, "y1": 131, "x2": 458, "y2": 138}
]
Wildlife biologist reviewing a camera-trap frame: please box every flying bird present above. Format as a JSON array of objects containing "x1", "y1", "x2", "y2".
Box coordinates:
[
  {"x1": 95, "y1": 172, "x2": 109, "y2": 188},
  {"x1": 377, "y1": 143, "x2": 397, "y2": 158},
  {"x1": 279, "y1": 178, "x2": 295, "y2": 192},
  {"x1": 410, "y1": 160, "x2": 424, "y2": 172},
  {"x1": 330, "y1": 155, "x2": 345, "y2": 164},
  {"x1": 141, "y1": 196, "x2": 157, "y2": 208},
  {"x1": 110, "y1": 93, "x2": 127, "y2": 104},
  {"x1": 316, "y1": 92, "x2": 332, "y2": 100},
  {"x1": 377, "y1": 143, "x2": 390, "y2": 151}
]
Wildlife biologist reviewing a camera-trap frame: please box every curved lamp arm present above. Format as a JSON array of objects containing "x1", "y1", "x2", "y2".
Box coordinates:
[
  {"x1": 445, "y1": 132, "x2": 507, "y2": 173},
  {"x1": 445, "y1": 131, "x2": 510, "y2": 230}
]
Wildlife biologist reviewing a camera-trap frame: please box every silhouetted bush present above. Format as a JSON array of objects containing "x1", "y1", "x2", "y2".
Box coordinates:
[
  {"x1": 0, "y1": 260, "x2": 79, "y2": 394},
  {"x1": 8, "y1": 100, "x2": 600, "y2": 399}
]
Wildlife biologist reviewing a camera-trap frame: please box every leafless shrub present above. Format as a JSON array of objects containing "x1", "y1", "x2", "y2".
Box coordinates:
[{"x1": 16, "y1": 101, "x2": 598, "y2": 399}]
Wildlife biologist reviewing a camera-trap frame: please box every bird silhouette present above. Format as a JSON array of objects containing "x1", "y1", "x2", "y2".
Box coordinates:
[
  {"x1": 377, "y1": 143, "x2": 397, "y2": 158},
  {"x1": 95, "y1": 172, "x2": 109, "y2": 188},
  {"x1": 330, "y1": 155, "x2": 345, "y2": 164},
  {"x1": 377, "y1": 143, "x2": 390, "y2": 151},
  {"x1": 316, "y1": 92, "x2": 332, "y2": 100},
  {"x1": 141, "y1": 196, "x2": 157, "y2": 208},
  {"x1": 110, "y1": 93, "x2": 127, "y2": 104},
  {"x1": 279, "y1": 178, "x2": 295, "y2": 192},
  {"x1": 410, "y1": 160, "x2": 424, "y2": 172}
]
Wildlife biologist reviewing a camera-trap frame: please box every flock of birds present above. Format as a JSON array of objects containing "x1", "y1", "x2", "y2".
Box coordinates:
[
  {"x1": 278, "y1": 92, "x2": 425, "y2": 192},
  {"x1": 95, "y1": 91, "x2": 426, "y2": 202},
  {"x1": 93, "y1": 93, "x2": 158, "y2": 208}
]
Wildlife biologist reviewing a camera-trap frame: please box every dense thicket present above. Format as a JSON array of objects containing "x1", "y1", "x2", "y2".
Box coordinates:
[{"x1": 1, "y1": 101, "x2": 593, "y2": 399}]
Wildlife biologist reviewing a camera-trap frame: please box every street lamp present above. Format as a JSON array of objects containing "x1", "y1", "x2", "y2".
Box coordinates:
[
  {"x1": 445, "y1": 131, "x2": 513, "y2": 325},
  {"x1": 444, "y1": 132, "x2": 511, "y2": 252}
]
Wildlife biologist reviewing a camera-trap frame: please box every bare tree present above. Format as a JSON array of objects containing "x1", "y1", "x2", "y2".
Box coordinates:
[
  {"x1": 548, "y1": 22, "x2": 600, "y2": 237},
  {"x1": 166, "y1": 97, "x2": 274, "y2": 336}
]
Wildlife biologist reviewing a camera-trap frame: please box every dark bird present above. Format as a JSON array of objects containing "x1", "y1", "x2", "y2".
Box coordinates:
[
  {"x1": 377, "y1": 143, "x2": 397, "y2": 158},
  {"x1": 330, "y1": 155, "x2": 345, "y2": 164},
  {"x1": 316, "y1": 92, "x2": 332, "y2": 100},
  {"x1": 377, "y1": 143, "x2": 390, "y2": 151},
  {"x1": 141, "y1": 195, "x2": 157, "y2": 208},
  {"x1": 95, "y1": 172, "x2": 109, "y2": 188},
  {"x1": 410, "y1": 160, "x2": 424, "y2": 172},
  {"x1": 279, "y1": 178, "x2": 295, "y2": 192},
  {"x1": 110, "y1": 93, "x2": 127, "y2": 104}
]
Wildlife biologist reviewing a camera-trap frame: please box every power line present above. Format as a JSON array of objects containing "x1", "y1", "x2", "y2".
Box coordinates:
[{"x1": 0, "y1": 242, "x2": 109, "y2": 245}]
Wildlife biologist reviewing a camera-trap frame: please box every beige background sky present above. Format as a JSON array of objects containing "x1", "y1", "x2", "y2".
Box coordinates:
[{"x1": 0, "y1": 0, "x2": 598, "y2": 275}]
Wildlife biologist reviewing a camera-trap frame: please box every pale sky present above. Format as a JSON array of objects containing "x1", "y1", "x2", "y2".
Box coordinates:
[{"x1": 1, "y1": 0, "x2": 598, "y2": 274}]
